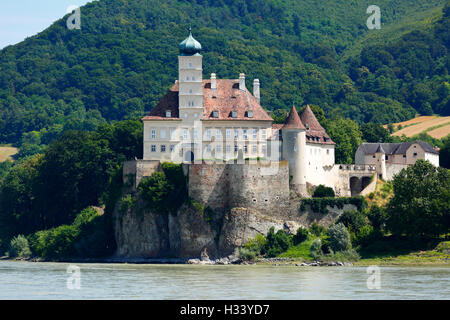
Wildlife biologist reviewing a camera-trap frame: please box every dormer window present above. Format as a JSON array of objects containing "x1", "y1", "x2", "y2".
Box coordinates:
[
  {"x1": 166, "y1": 110, "x2": 172, "y2": 118},
  {"x1": 305, "y1": 123, "x2": 310, "y2": 130},
  {"x1": 212, "y1": 111, "x2": 219, "y2": 118},
  {"x1": 246, "y1": 111, "x2": 253, "y2": 118},
  {"x1": 231, "y1": 111, "x2": 237, "y2": 118}
]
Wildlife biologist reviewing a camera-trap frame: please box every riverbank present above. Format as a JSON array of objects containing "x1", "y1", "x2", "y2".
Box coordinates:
[{"x1": 2, "y1": 252, "x2": 449, "y2": 266}]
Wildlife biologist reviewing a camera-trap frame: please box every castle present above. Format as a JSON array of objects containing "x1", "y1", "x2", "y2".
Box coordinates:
[{"x1": 129, "y1": 29, "x2": 440, "y2": 200}]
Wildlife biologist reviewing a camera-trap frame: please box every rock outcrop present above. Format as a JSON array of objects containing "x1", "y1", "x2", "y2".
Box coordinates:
[{"x1": 113, "y1": 193, "x2": 358, "y2": 259}]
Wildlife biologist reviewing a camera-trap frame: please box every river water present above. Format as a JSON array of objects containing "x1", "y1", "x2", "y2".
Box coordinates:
[{"x1": 0, "y1": 261, "x2": 448, "y2": 299}]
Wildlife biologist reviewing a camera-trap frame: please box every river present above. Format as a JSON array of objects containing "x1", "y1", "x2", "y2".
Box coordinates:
[{"x1": 0, "y1": 261, "x2": 449, "y2": 299}]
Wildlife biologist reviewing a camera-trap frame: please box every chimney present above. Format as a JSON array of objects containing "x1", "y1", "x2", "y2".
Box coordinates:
[
  {"x1": 253, "y1": 79, "x2": 260, "y2": 103},
  {"x1": 239, "y1": 73, "x2": 246, "y2": 91},
  {"x1": 211, "y1": 73, "x2": 216, "y2": 90}
]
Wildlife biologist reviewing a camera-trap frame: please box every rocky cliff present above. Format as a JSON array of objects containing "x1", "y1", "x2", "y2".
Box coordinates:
[{"x1": 113, "y1": 194, "x2": 358, "y2": 259}]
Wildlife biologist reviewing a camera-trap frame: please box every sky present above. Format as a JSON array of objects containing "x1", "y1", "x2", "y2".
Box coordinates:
[{"x1": 0, "y1": 0, "x2": 94, "y2": 49}]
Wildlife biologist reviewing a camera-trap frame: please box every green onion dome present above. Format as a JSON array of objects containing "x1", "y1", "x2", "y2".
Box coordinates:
[{"x1": 179, "y1": 27, "x2": 202, "y2": 56}]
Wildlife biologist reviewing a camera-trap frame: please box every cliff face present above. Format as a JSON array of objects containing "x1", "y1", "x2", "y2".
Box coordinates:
[{"x1": 113, "y1": 195, "x2": 357, "y2": 259}]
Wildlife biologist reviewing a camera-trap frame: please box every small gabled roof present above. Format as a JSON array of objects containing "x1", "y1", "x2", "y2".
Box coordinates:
[
  {"x1": 357, "y1": 141, "x2": 439, "y2": 155},
  {"x1": 283, "y1": 106, "x2": 305, "y2": 129},
  {"x1": 375, "y1": 144, "x2": 386, "y2": 153}
]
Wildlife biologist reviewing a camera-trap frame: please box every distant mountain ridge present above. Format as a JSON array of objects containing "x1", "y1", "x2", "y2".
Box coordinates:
[{"x1": 0, "y1": 0, "x2": 448, "y2": 145}]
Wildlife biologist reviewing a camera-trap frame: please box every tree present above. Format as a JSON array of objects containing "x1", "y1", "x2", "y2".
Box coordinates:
[
  {"x1": 327, "y1": 223, "x2": 352, "y2": 252},
  {"x1": 387, "y1": 160, "x2": 450, "y2": 238},
  {"x1": 313, "y1": 184, "x2": 335, "y2": 198},
  {"x1": 324, "y1": 117, "x2": 362, "y2": 164},
  {"x1": 360, "y1": 123, "x2": 392, "y2": 143},
  {"x1": 440, "y1": 137, "x2": 450, "y2": 169}
]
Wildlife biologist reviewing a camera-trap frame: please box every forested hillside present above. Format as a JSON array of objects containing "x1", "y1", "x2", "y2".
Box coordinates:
[{"x1": 0, "y1": 0, "x2": 448, "y2": 152}]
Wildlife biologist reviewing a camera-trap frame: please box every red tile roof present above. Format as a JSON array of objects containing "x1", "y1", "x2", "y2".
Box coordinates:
[
  {"x1": 142, "y1": 83, "x2": 180, "y2": 121},
  {"x1": 299, "y1": 105, "x2": 334, "y2": 145},
  {"x1": 283, "y1": 106, "x2": 306, "y2": 129},
  {"x1": 142, "y1": 79, "x2": 273, "y2": 122}
]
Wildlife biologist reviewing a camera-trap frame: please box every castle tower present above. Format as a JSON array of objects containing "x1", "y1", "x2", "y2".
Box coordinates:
[
  {"x1": 178, "y1": 28, "x2": 203, "y2": 160},
  {"x1": 282, "y1": 106, "x2": 307, "y2": 196},
  {"x1": 178, "y1": 27, "x2": 203, "y2": 123},
  {"x1": 375, "y1": 144, "x2": 387, "y2": 180}
]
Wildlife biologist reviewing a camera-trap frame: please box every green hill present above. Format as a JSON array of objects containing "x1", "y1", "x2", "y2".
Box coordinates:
[{"x1": 0, "y1": 0, "x2": 448, "y2": 150}]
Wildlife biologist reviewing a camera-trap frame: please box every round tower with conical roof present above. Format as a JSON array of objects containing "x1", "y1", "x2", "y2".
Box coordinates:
[
  {"x1": 282, "y1": 106, "x2": 308, "y2": 196},
  {"x1": 375, "y1": 144, "x2": 387, "y2": 180}
]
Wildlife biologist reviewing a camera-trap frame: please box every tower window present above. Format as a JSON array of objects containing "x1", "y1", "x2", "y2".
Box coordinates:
[{"x1": 166, "y1": 110, "x2": 172, "y2": 118}]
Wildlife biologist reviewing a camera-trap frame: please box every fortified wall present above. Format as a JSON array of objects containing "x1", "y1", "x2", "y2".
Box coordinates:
[{"x1": 187, "y1": 161, "x2": 290, "y2": 214}]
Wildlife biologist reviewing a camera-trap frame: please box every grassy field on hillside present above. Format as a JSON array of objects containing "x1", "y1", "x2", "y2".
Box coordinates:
[
  {"x1": 388, "y1": 116, "x2": 450, "y2": 138},
  {"x1": 0, "y1": 145, "x2": 18, "y2": 162}
]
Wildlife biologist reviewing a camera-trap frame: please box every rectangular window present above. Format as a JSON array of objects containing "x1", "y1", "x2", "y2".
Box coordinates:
[
  {"x1": 262, "y1": 145, "x2": 267, "y2": 155},
  {"x1": 252, "y1": 145, "x2": 258, "y2": 154},
  {"x1": 234, "y1": 129, "x2": 239, "y2": 139},
  {"x1": 244, "y1": 145, "x2": 248, "y2": 153},
  {"x1": 170, "y1": 128, "x2": 175, "y2": 140},
  {"x1": 206, "y1": 145, "x2": 211, "y2": 152},
  {"x1": 160, "y1": 129, "x2": 166, "y2": 139},
  {"x1": 166, "y1": 110, "x2": 171, "y2": 118},
  {"x1": 253, "y1": 129, "x2": 258, "y2": 140},
  {"x1": 151, "y1": 129, "x2": 156, "y2": 139},
  {"x1": 151, "y1": 145, "x2": 156, "y2": 152},
  {"x1": 206, "y1": 129, "x2": 211, "y2": 140},
  {"x1": 161, "y1": 145, "x2": 166, "y2": 152},
  {"x1": 183, "y1": 129, "x2": 188, "y2": 140},
  {"x1": 234, "y1": 145, "x2": 238, "y2": 152},
  {"x1": 170, "y1": 145, "x2": 175, "y2": 152},
  {"x1": 261, "y1": 129, "x2": 266, "y2": 140},
  {"x1": 216, "y1": 145, "x2": 222, "y2": 153},
  {"x1": 193, "y1": 130, "x2": 198, "y2": 140},
  {"x1": 243, "y1": 129, "x2": 248, "y2": 140},
  {"x1": 226, "y1": 129, "x2": 232, "y2": 139},
  {"x1": 226, "y1": 145, "x2": 231, "y2": 153},
  {"x1": 216, "y1": 129, "x2": 222, "y2": 139}
]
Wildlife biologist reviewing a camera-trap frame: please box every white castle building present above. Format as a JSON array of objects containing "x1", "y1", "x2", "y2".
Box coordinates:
[
  {"x1": 139, "y1": 29, "x2": 439, "y2": 197},
  {"x1": 141, "y1": 29, "x2": 336, "y2": 195}
]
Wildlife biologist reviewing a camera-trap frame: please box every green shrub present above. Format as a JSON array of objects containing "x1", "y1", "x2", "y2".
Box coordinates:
[
  {"x1": 293, "y1": 227, "x2": 309, "y2": 245},
  {"x1": 309, "y1": 222, "x2": 326, "y2": 237},
  {"x1": 337, "y1": 210, "x2": 367, "y2": 232},
  {"x1": 320, "y1": 249, "x2": 360, "y2": 262},
  {"x1": 263, "y1": 227, "x2": 292, "y2": 257},
  {"x1": 118, "y1": 194, "x2": 136, "y2": 214},
  {"x1": 313, "y1": 185, "x2": 335, "y2": 198},
  {"x1": 354, "y1": 225, "x2": 377, "y2": 247},
  {"x1": 28, "y1": 225, "x2": 80, "y2": 259},
  {"x1": 138, "y1": 163, "x2": 187, "y2": 215},
  {"x1": 328, "y1": 223, "x2": 352, "y2": 252},
  {"x1": 310, "y1": 239, "x2": 323, "y2": 260},
  {"x1": 8, "y1": 235, "x2": 31, "y2": 258},
  {"x1": 238, "y1": 247, "x2": 257, "y2": 261},
  {"x1": 367, "y1": 204, "x2": 388, "y2": 231},
  {"x1": 27, "y1": 207, "x2": 110, "y2": 259},
  {"x1": 244, "y1": 234, "x2": 266, "y2": 255}
]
